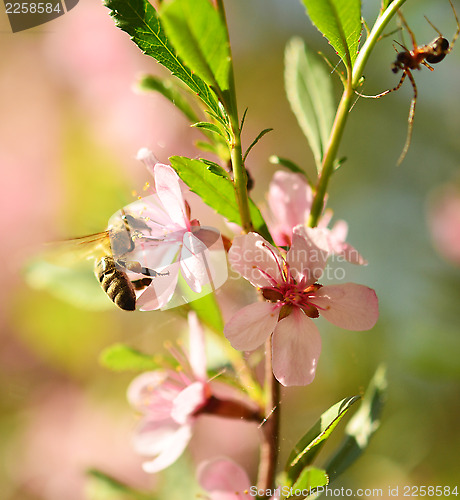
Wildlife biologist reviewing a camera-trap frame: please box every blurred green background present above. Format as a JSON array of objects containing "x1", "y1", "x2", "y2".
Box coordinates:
[{"x1": 1, "y1": 0, "x2": 460, "y2": 498}]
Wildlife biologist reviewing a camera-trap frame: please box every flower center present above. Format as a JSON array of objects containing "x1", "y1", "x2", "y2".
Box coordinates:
[{"x1": 261, "y1": 282, "x2": 323, "y2": 318}]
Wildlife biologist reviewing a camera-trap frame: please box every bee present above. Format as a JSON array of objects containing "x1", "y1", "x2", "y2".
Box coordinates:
[{"x1": 64, "y1": 212, "x2": 169, "y2": 311}]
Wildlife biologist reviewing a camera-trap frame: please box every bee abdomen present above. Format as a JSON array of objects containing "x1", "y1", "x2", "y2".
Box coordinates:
[{"x1": 95, "y1": 257, "x2": 136, "y2": 311}]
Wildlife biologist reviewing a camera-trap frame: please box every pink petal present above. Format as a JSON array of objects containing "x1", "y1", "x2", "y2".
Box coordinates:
[
  {"x1": 317, "y1": 208, "x2": 333, "y2": 229},
  {"x1": 272, "y1": 309, "x2": 321, "y2": 386},
  {"x1": 187, "y1": 312, "x2": 207, "y2": 380},
  {"x1": 197, "y1": 458, "x2": 251, "y2": 496},
  {"x1": 329, "y1": 219, "x2": 348, "y2": 242},
  {"x1": 122, "y1": 194, "x2": 175, "y2": 232},
  {"x1": 311, "y1": 283, "x2": 379, "y2": 331},
  {"x1": 228, "y1": 233, "x2": 283, "y2": 288},
  {"x1": 337, "y1": 242, "x2": 367, "y2": 265},
  {"x1": 171, "y1": 381, "x2": 208, "y2": 425},
  {"x1": 136, "y1": 263, "x2": 179, "y2": 311},
  {"x1": 192, "y1": 226, "x2": 221, "y2": 249},
  {"x1": 127, "y1": 371, "x2": 172, "y2": 415},
  {"x1": 287, "y1": 226, "x2": 328, "y2": 284},
  {"x1": 180, "y1": 232, "x2": 212, "y2": 293},
  {"x1": 137, "y1": 147, "x2": 158, "y2": 174},
  {"x1": 224, "y1": 302, "x2": 279, "y2": 351},
  {"x1": 132, "y1": 239, "x2": 181, "y2": 270},
  {"x1": 268, "y1": 171, "x2": 312, "y2": 232},
  {"x1": 133, "y1": 418, "x2": 181, "y2": 456},
  {"x1": 428, "y1": 186, "x2": 460, "y2": 264},
  {"x1": 137, "y1": 422, "x2": 193, "y2": 473},
  {"x1": 328, "y1": 220, "x2": 367, "y2": 265},
  {"x1": 154, "y1": 163, "x2": 189, "y2": 229}
]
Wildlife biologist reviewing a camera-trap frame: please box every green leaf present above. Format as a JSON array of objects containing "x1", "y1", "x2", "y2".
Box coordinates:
[
  {"x1": 269, "y1": 155, "x2": 313, "y2": 184},
  {"x1": 301, "y1": 0, "x2": 362, "y2": 69},
  {"x1": 24, "y1": 258, "x2": 113, "y2": 311},
  {"x1": 285, "y1": 37, "x2": 336, "y2": 172},
  {"x1": 160, "y1": 0, "x2": 231, "y2": 93},
  {"x1": 169, "y1": 156, "x2": 273, "y2": 242},
  {"x1": 188, "y1": 293, "x2": 224, "y2": 333},
  {"x1": 195, "y1": 140, "x2": 220, "y2": 155},
  {"x1": 195, "y1": 140, "x2": 231, "y2": 161},
  {"x1": 87, "y1": 469, "x2": 155, "y2": 500},
  {"x1": 192, "y1": 121, "x2": 229, "y2": 140},
  {"x1": 137, "y1": 74, "x2": 201, "y2": 123},
  {"x1": 99, "y1": 343, "x2": 162, "y2": 372},
  {"x1": 104, "y1": 0, "x2": 221, "y2": 116},
  {"x1": 198, "y1": 159, "x2": 230, "y2": 178},
  {"x1": 240, "y1": 107, "x2": 249, "y2": 132},
  {"x1": 285, "y1": 395, "x2": 360, "y2": 485},
  {"x1": 382, "y1": 0, "x2": 395, "y2": 10},
  {"x1": 243, "y1": 128, "x2": 273, "y2": 162},
  {"x1": 334, "y1": 156, "x2": 347, "y2": 170},
  {"x1": 289, "y1": 467, "x2": 329, "y2": 498},
  {"x1": 325, "y1": 365, "x2": 387, "y2": 482}
]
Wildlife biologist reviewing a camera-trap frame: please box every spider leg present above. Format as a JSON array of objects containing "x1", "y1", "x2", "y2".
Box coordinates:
[
  {"x1": 398, "y1": 10, "x2": 418, "y2": 50},
  {"x1": 397, "y1": 69, "x2": 417, "y2": 165},
  {"x1": 424, "y1": 15, "x2": 443, "y2": 37},
  {"x1": 448, "y1": 0, "x2": 460, "y2": 52},
  {"x1": 378, "y1": 26, "x2": 403, "y2": 41},
  {"x1": 421, "y1": 60, "x2": 435, "y2": 71},
  {"x1": 393, "y1": 40, "x2": 410, "y2": 52},
  {"x1": 355, "y1": 71, "x2": 407, "y2": 99}
]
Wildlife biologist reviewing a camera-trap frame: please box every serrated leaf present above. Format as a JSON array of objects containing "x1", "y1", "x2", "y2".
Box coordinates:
[
  {"x1": 137, "y1": 74, "x2": 201, "y2": 123},
  {"x1": 99, "y1": 344, "x2": 162, "y2": 372},
  {"x1": 325, "y1": 365, "x2": 387, "y2": 482},
  {"x1": 160, "y1": 0, "x2": 230, "y2": 93},
  {"x1": 243, "y1": 128, "x2": 273, "y2": 162},
  {"x1": 286, "y1": 395, "x2": 360, "y2": 485},
  {"x1": 169, "y1": 156, "x2": 273, "y2": 243},
  {"x1": 285, "y1": 38, "x2": 336, "y2": 172},
  {"x1": 301, "y1": 0, "x2": 362, "y2": 69},
  {"x1": 192, "y1": 121, "x2": 228, "y2": 140},
  {"x1": 198, "y1": 159, "x2": 230, "y2": 178},
  {"x1": 289, "y1": 467, "x2": 329, "y2": 498},
  {"x1": 104, "y1": 0, "x2": 221, "y2": 116}
]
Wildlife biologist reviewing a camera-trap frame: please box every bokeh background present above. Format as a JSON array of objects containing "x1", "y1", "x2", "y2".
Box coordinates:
[{"x1": 1, "y1": 0, "x2": 460, "y2": 498}]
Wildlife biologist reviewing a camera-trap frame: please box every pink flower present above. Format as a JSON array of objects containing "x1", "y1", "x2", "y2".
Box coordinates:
[
  {"x1": 128, "y1": 313, "x2": 210, "y2": 473},
  {"x1": 108, "y1": 149, "x2": 227, "y2": 310},
  {"x1": 128, "y1": 314, "x2": 260, "y2": 473},
  {"x1": 428, "y1": 184, "x2": 460, "y2": 265},
  {"x1": 267, "y1": 171, "x2": 365, "y2": 264},
  {"x1": 197, "y1": 458, "x2": 280, "y2": 500},
  {"x1": 224, "y1": 230, "x2": 379, "y2": 386},
  {"x1": 267, "y1": 171, "x2": 313, "y2": 246}
]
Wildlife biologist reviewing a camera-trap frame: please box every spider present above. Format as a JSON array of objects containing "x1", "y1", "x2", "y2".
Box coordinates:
[{"x1": 357, "y1": 0, "x2": 460, "y2": 165}]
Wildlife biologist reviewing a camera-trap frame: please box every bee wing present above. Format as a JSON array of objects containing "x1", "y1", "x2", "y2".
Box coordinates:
[
  {"x1": 42, "y1": 231, "x2": 111, "y2": 266},
  {"x1": 25, "y1": 232, "x2": 117, "y2": 312}
]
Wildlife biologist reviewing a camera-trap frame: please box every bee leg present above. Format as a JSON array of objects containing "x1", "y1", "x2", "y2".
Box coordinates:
[
  {"x1": 139, "y1": 266, "x2": 170, "y2": 277},
  {"x1": 120, "y1": 260, "x2": 170, "y2": 278},
  {"x1": 131, "y1": 277, "x2": 153, "y2": 290}
]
